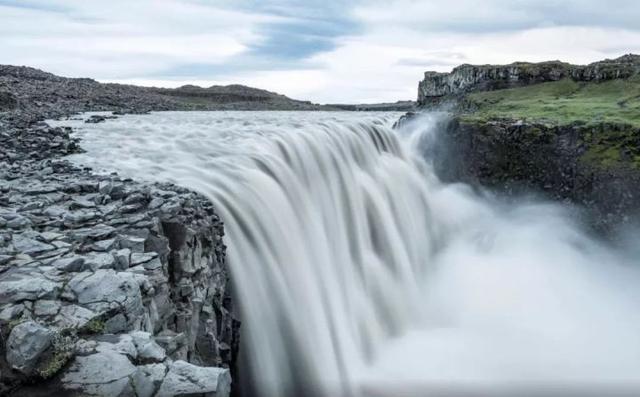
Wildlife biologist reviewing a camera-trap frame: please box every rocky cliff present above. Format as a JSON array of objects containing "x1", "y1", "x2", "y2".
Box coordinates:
[
  {"x1": 418, "y1": 54, "x2": 640, "y2": 105},
  {"x1": 412, "y1": 54, "x2": 640, "y2": 234},
  {"x1": 0, "y1": 67, "x2": 240, "y2": 396}
]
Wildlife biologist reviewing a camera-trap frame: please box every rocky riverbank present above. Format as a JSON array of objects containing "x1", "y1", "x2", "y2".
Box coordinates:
[
  {"x1": 0, "y1": 70, "x2": 240, "y2": 396},
  {"x1": 410, "y1": 54, "x2": 640, "y2": 234}
]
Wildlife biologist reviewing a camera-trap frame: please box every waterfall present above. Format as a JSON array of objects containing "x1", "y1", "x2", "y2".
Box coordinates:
[{"x1": 58, "y1": 111, "x2": 640, "y2": 397}]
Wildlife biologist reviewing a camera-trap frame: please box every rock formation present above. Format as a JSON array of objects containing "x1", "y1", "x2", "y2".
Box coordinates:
[
  {"x1": 411, "y1": 54, "x2": 640, "y2": 234},
  {"x1": 418, "y1": 54, "x2": 640, "y2": 105},
  {"x1": 0, "y1": 67, "x2": 240, "y2": 396}
]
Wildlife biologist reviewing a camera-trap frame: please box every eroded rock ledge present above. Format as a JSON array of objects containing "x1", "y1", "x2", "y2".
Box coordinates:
[
  {"x1": 0, "y1": 119, "x2": 238, "y2": 395},
  {"x1": 418, "y1": 54, "x2": 640, "y2": 105}
]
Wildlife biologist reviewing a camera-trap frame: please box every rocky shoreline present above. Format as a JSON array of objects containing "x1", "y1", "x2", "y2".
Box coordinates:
[{"x1": 1, "y1": 83, "x2": 239, "y2": 395}]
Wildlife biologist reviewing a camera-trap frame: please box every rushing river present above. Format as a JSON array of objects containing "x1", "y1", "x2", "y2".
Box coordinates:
[{"x1": 50, "y1": 111, "x2": 640, "y2": 397}]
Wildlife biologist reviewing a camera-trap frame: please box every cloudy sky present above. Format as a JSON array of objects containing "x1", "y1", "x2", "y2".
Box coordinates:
[{"x1": 1, "y1": 0, "x2": 639, "y2": 103}]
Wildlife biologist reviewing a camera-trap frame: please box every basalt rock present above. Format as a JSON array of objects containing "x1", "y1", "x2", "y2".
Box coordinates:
[
  {"x1": 0, "y1": 72, "x2": 239, "y2": 395},
  {"x1": 416, "y1": 116, "x2": 640, "y2": 234},
  {"x1": 418, "y1": 54, "x2": 640, "y2": 105}
]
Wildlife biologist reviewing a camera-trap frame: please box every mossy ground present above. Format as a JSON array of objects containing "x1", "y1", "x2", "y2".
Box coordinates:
[{"x1": 460, "y1": 77, "x2": 640, "y2": 127}]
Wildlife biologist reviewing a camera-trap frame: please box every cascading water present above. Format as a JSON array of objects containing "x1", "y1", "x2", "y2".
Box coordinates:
[{"x1": 52, "y1": 111, "x2": 640, "y2": 397}]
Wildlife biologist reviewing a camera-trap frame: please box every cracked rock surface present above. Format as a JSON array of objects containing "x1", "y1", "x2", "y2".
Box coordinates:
[{"x1": 1, "y1": 70, "x2": 239, "y2": 396}]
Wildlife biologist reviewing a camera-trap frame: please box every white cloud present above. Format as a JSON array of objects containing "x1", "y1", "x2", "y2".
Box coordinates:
[
  {"x1": 0, "y1": 0, "x2": 272, "y2": 78},
  {"x1": 1, "y1": 0, "x2": 640, "y2": 103}
]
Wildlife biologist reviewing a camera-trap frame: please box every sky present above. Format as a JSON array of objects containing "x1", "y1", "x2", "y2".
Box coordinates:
[{"x1": 1, "y1": 0, "x2": 640, "y2": 104}]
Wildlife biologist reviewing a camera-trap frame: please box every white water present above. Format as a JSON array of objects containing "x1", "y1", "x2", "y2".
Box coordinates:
[{"x1": 52, "y1": 111, "x2": 640, "y2": 396}]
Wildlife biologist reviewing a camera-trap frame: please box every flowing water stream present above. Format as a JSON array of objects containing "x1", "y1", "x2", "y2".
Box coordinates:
[{"x1": 51, "y1": 111, "x2": 640, "y2": 397}]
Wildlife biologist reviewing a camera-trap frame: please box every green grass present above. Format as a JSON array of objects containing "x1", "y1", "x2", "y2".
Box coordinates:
[{"x1": 461, "y1": 77, "x2": 640, "y2": 127}]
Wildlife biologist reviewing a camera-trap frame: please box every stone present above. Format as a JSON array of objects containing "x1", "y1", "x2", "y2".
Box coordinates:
[
  {"x1": 118, "y1": 235, "x2": 146, "y2": 253},
  {"x1": 40, "y1": 231, "x2": 63, "y2": 242},
  {"x1": 53, "y1": 304, "x2": 96, "y2": 329},
  {"x1": 66, "y1": 270, "x2": 143, "y2": 322},
  {"x1": 51, "y1": 256, "x2": 88, "y2": 272},
  {"x1": 7, "y1": 215, "x2": 31, "y2": 229},
  {"x1": 143, "y1": 257, "x2": 163, "y2": 271},
  {"x1": 69, "y1": 224, "x2": 116, "y2": 242},
  {"x1": 130, "y1": 331, "x2": 166, "y2": 363},
  {"x1": 92, "y1": 238, "x2": 116, "y2": 251},
  {"x1": 132, "y1": 363, "x2": 167, "y2": 397},
  {"x1": 84, "y1": 252, "x2": 116, "y2": 270},
  {"x1": 63, "y1": 210, "x2": 98, "y2": 226},
  {"x1": 33, "y1": 299, "x2": 61, "y2": 317},
  {"x1": 11, "y1": 235, "x2": 54, "y2": 256},
  {"x1": 96, "y1": 334, "x2": 138, "y2": 359},
  {"x1": 130, "y1": 252, "x2": 157, "y2": 266},
  {"x1": 61, "y1": 350, "x2": 136, "y2": 397},
  {"x1": 0, "y1": 303, "x2": 24, "y2": 322},
  {"x1": 113, "y1": 248, "x2": 131, "y2": 270},
  {"x1": 6, "y1": 320, "x2": 54, "y2": 375},
  {"x1": 0, "y1": 276, "x2": 61, "y2": 304},
  {"x1": 156, "y1": 360, "x2": 231, "y2": 397}
]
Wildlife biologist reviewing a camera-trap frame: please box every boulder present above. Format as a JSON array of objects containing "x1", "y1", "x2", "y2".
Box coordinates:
[
  {"x1": 6, "y1": 321, "x2": 54, "y2": 375},
  {"x1": 51, "y1": 256, "x2": 87, "y2": 272},
  {"x1": 0, "y1": 275, "x2": 61, "y2": 304},
  {"x1": 132, "y1": 363, "x2": 167, "y2": 397},
  {"x1": 65, "y1": 270, "x2": 144, "y2": 325},
  {"x1": 61, "y1": 350, "x2": 136, "y2": 397},
  {"x1": 156, "y1": 360, "x2": 231, "y2": 397},
  {"x1": 131, "y1": 331, "x2": 166, "y2": 363}
]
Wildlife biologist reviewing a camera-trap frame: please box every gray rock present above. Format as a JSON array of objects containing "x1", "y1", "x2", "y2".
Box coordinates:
[
  {"x1": 53, "y1": 304, "x2": 96, "y2": 329},
  {"x1": 11, "y1": 235, "x2": 54, "y2": 256},
  {"x1": 7, "y1": 215, "x2": 32, "y2": 229},
  {"x1": 0, "y1": 303, "x2": 24, "y2": 322},
  {"x1": 0, "y1": 276, "x2": 61, "y2": 304},
  {"x1": 130, "y1": 252, "x2": 157, "y2": 266},
  {"x1": 52, "y1": 256, "x2": 88, "y2": 272},
  {"x1": 84, "y1": 252, "x2": 116, "y2": 270},
  {"x1": 92, "y1": 238, "x2": 117, "y2": 251},
  {"x1": 61, "y1": 350, "x2": 136, "y2": 397},
  {"x1": 96, "y1": 334, "x2": 138, "y2": 359},
  {"x1": 33, "y1": 299, "x2": 61, "y2": 317},
  {"x1": 131, "y1": 331, "x2": 166, "y2": 363},
  {"x1": 156, "y1": 360, "x2": 231, "y2": 397},
  {"x1": 132, "y1": 363, "x2": 167, "y2": 397},
  {"x1": 66, "y1": 270, "x2": 143, "y2": 323},
  {"x1": 40, "y1": 231, "x2": 63, "y2": 242},
  {"x1": 99, "y1": 182, "x2": 125, "y2": 199},
  {"x1": 69, "y1": 224, "x2": 116, "y2": 241},
  {"x1": 118, "y1": 235, "x2": 146, "y2": 253},
  {"x1": 143, "y1": 257, "x2": 163, "y2": 271},
  {"x1": 114, "y1": 248, "x2": 131, "y2": 270},
  {"x1": 63, "y1": 210, "x2": 99, "y2": 225},
  {"x1": 6, "y1": 320, "x2": 54, "y2": 375},
  {"x1": 0, "y1": 254, "x2": 12, "y2": 266}
]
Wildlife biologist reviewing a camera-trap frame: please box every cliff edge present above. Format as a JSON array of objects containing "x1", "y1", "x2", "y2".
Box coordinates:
[
  {"x1": 418, "y1": 54, "x2": 640, "y2": 105},
  {"x1": 413, "y1": 54, "x2": 640, "y2": 234}
]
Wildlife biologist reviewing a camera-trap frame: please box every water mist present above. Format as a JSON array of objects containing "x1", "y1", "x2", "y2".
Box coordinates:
[{"x1": 52, "y1": 111, "x2": 640, "y2": 397}]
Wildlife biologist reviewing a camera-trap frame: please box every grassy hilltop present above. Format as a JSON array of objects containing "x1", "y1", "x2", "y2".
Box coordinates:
[{"x1": 461, "y1": 76, "x2": 640, "y2": 127}]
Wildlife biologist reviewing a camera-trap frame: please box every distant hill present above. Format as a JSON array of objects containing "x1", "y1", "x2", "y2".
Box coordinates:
[
  {"x1": 327, "y1": 100, "x2": 416, "y2": 111},
  {"x1": 0, "y1": 64, "x2": 329, "y2": 124}
]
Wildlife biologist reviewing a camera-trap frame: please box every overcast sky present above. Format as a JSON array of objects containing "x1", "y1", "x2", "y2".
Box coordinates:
[{"x1": 1, "y1": 0, "x2": 639, "y2": 103}]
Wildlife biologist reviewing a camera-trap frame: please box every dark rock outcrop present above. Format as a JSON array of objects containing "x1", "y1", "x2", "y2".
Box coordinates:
[
  {"x1": 0, "y1": 64, "x2": 326, "y2": 124},
  {"x1": 411, "y1": 54, "x2": 640, "y2": 234},
  {"x1": 0, "y1": 157, "x2": 238, "y2": 396},
  {"x1": 415, "y1": 116, "x2": 640, "y2": 233},
  {"x1": 418, "y1": 54, "x2": 640, "y2": 105},
  {"x1": 0, "y1": 65, "x2": 240, "y2": 396}
]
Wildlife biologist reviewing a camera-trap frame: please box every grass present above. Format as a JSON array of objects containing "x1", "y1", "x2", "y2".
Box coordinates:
[
  {"x1": 460, "y1": 76, "x2": 640, "y2": 127},
  {"x1": 81, "y1": 317, "x2": 105, "y2": 334}
]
